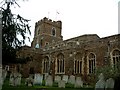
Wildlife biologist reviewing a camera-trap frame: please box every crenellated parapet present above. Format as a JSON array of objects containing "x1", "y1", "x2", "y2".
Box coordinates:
[{"x1": 35, "y1": 17, "x2": 62, "y2": 28}]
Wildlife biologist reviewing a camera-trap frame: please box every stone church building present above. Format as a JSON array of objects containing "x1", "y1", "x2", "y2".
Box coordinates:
[{"x1": 15, "y1": 17, "x2": 120, "y2": 83}]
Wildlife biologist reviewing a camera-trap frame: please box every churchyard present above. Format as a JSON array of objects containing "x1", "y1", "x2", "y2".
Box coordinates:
[
  {"x1": 1, "y1": 69, "x2": 117, "y2": 90},
  {"x1": 1, "y1": 76, "x2": 94, "y2": 90},
  {"x1": 0, "y1": 69, "x2": 95, "y2": 90},
  {"x1": 0, "y1": 65, "x2": 118, "y2": 90}
]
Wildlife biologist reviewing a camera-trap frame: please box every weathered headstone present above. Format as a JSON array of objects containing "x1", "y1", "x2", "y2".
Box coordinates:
[
  {"x1": 2, "y1": 69, "x2": 7, "y2": 81},
  {"x1": 33, "y1": 73, "x2": 43, "y2": 85},
  {"x1": 58, "y1": 80, "x2": 66, "y2": 88},
  {"x1": 74, "y1": 77, "x2": 83, "y2": 88},
  {"x1": 9, "y1": 73, "x2": 14, "y2": 86},
  {"x1": 0, "y1": 66, "x2": 3, "y2": 90},
  {"x1": 15, "y1": 73, "x2": 21, "y2": 86},
  {"x1": 95, "y1": 73, "x2": 106, "y2": 90},
  {"x1": 45, "y1": 75, "x2": 53, "y2": 86},
  {"x1": 44, "y1": 73, "x2": 49, "y2": 80},
  {"x1": 14, "y1": 73, "x2": 19, "y2": 86},
  {"x1": 68, "y1": 75, "x2": 75, "y2": 84},
  {"x1": 9, "y1": 72, "x2": 21, "y2": 86},
  {"x1": 105, "y1": 78, "x2": 114, "y2": 90},
  {"x1": 0, "y1": 76, "x2": 3, "y2": 90},
  {"x1": 25, "y1": 75, "x2": 34, "y2": 86},
  {"x1": 0, "y1": 66, "x2": 2, "y2": 78},
  {"x1": 62, "y1": 75, "x2": 68, "y2": 83},
  {"x1": 55, "y1": 75, "x2": 61, "y2": 83},
  {"x1": 0, "y1": 77, "x2": 2, "y2": 90}
]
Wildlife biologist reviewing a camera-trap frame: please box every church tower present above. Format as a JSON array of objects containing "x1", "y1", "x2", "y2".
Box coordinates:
[{"x1": 32, "y1": 17, "x2": 63, "y2": 48}]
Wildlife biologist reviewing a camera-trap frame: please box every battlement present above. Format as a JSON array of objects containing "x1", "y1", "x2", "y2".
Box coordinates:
[{"x1": 35, "y1": 17, "x2": 62, "y2": 28}]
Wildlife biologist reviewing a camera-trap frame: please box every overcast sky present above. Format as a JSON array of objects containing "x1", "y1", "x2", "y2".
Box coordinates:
[{"x1": 11, "y1": 0, "x2": 120, "y2": 46}]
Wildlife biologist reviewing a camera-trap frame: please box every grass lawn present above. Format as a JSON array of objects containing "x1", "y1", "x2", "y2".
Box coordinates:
[{"x1": 2, "y1": 78, "x2": 94, "y2": 90}]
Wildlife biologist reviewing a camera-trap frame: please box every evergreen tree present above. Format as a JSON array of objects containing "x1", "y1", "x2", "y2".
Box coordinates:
[{"x1": 1, "y1": 0, "x2": 31, "y2": 64}]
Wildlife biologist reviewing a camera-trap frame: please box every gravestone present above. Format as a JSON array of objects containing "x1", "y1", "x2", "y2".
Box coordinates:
[
  {"x1": 14, "y1": 73, "x2": 19, "y2": 86},
  {"x1": 0, "y1": 69, "x2": 1, "y2": 76},
  {"x1": 95, "y1": 73, "x2": 106, "y2": 90},
  {"x1": 33, "y1": 73, "x2": 43, "y2": 85},
  {"x1": 62, "y1": 75, "x2": 68, "y2": 83},
  {"x1": 25, "y1": 75, "x2": 34, "y2": 86},
  {"x1": 68, "y1": 75, "x2": 75, "y2": 84},
  {"x1": 0, "y1": 76, "x2": 2, "y2": 90},
  {"x1": 74, "y1": 77, "x2": 83, "y2": 88},
  {"x1": 9, "y1": 72, "x2": 21, "y2": 86},
  {"x1": 105, "y1": 78, "x2": 114, "y2": 90},
  {"x1": 2, "y1": 69, "x2": 7, "y2": 81},
  {"x1": 0, "y1": 66, "x2": 3, "y2": 90},
  {"x1": 0, "y1": 77, "x2": 2, "y2": 90},
  {"x1": 45, "y1": 75, "x2": 53, "y2": 86},
  {"x1": 15, "y1": 73, "x2": 21, "y2": 86},
  {"x1": 55, "y1": 75, "x2": 61, "y2": 83},
  {"x1": 9, "y1": 73, "x2": 14, "y2": 86},
  {"x1": 58, "y1": 80, "x2": 66, "y2": 88},
  {"x1": 44, "y1": 73, "x2": 49, "y2": 80}
]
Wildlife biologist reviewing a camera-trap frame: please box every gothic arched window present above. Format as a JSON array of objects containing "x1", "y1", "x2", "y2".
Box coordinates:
[
  {"x1": 88, "y1": 53, "x2": 96, "y2": 74},
  {"x1": 56, "y1": 53, "x2": 64, "y2": 74},
  {"x1": 112, "y1": 49, "x2": 120, "y2": 68},
  {"x1": 74, "y1": 53, "x2": 82, "y2": 74},
  {"x1": 43, "y1": 56, "x2": 49, "y2": 73}
]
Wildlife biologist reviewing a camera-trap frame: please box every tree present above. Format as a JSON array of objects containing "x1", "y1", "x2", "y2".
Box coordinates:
[
  {"x1": 1, "y1": 0, "x2": 31, "y2": 64},
  {"x1": 95, "y1": 62, "x2": 120, "y2": 81},
  {"x1": 95, "y1": 62, "x2": 120, "y2": 90}
]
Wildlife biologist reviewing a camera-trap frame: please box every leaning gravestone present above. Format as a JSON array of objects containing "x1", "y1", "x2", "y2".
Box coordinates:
[
  {"x1": 68, "y1": 75, "x2": 75, "y2": 84},
  {"x1": 105, "y1": 78, "x2": 114, "y2": 90},
  {"x1": 58, "y1": 80, "x2": 66, "y2": 88},
  {"x1": 45, "y1": 75, "x2": 53, "y2": 86},
  {"x1": 95, "y1": 73, "x2": 106, "y2": 90},
  {"x1": 62, "y1": 75, "x2": 68, "y2": 83},
  {"x1": 33, "y1": 73, "x2": 43, "y2": 85},
  {"x1": 74, "y1": 77, "x2": 83, "y2": 88},
  {"x1": 55, "y1": 75, "x2": 61, "y2": 83}
]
